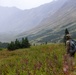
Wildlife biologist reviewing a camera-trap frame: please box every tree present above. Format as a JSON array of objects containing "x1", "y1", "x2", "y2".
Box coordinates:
[
  {"x1": 21, "y1": 37, "x2": 30, "y2": 48},
  {"x1": 65, "y1": 28, "x2": 69, "y2": 35},
  {"x1": 64, "y1": 28, "x2": 69, "y2": 45},
  {"x1": 7, "y1": 37, "x2": 31, "y2": 51},
  {"x1": 15, "y1": 39, "x2": 20, "y2": 49},
  {"x1": 21, "y1": 38, "x2": 25, "y2": 48},
  {"x1": 24, "y1": 37, "x2": 30, "y2": 48},
  {"x1": 7, "y1": 41, "x2": 15, "y2": 51}
]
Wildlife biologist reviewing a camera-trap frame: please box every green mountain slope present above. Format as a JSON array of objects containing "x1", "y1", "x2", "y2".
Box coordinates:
[{"x1": 18, "y1": 0, "x2": 76, "y2": 43}]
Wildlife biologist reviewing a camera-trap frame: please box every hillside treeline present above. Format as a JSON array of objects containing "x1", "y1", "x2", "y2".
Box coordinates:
[
  {"x1": 7, "y1": 37, "x2": 30, "y2": 51},
  {"x1": 0, "y1": 42, "x2": 8, "y2": 48}
]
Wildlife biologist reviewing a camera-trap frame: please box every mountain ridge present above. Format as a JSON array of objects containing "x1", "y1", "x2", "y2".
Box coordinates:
[
  {"x1": 0, "y1": 0, "x2": 67, "y2": 42},
  {"x1": 18, "y1": 0, "x2": 76, "y2": 43},
  {"x1": 18, "y1": 0, "x2": 68, "y2": 36},
  {"x1": 0, "y1": 0, "x2": 76, "y2": 43}
]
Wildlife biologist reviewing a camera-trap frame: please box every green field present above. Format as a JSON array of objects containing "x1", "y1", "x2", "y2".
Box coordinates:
[{"x1": 0, "y1": 43, "x2": 75, "y2": 75}]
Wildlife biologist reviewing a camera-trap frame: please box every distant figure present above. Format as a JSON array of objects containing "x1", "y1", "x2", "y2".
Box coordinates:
[{"x1": 65, "y1": 34, "x2": 75, "y2": 71}]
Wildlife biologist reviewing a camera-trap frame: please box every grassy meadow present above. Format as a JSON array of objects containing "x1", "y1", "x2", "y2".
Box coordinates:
[{"x1": 0, "y1": 43, "x2": 72, "y2": 75}]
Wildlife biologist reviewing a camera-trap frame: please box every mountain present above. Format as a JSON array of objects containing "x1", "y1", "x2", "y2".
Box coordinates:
[
  {"x1": 0, "y1": 0, "x2": 76, "y2": 43},
  {"x1": 0, "y1": 0, "x2": 67, "y2": 42},
  {"x1": 0, "y1": 0, "x2": 66, "y2": 42},
  {"x1": 18, "y1": 0, "x2": 76, "y2": 44}
]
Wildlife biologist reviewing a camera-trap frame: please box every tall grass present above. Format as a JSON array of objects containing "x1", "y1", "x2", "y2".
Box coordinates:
[{"x1": 0, "y1": 43, "x2": 67, "y2": 75}]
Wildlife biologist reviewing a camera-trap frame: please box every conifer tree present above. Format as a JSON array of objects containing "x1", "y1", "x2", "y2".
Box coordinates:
[
  {"x1": 65, "y1": 28, "x2": 69, "y2": 35},
  {"x1": 21, "y1": 38, "x2": 25, "y2": 48},
  {"x1": 15, "y1": 39, "x2": 20, "y2": 49},
  {"x1": 21, "y1": 37, "x2": 30, "y2": 48},
  {"x1": 7, "y1": 41, "x2": 15, "y2": 50},
  {"x1": 7, "y1": 37, "x2": 30, "y2": 51},
  {"x1": 24, "y1": 37, "x2": 30, "y2": 48},
  {"x1": 64, "y1": 28, "x2": 69, "y2": 45}
]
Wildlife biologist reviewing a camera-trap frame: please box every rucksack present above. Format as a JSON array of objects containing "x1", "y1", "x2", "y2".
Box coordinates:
[{"x1": 70, "y1": 39, "x2": 76, "y2": 53}]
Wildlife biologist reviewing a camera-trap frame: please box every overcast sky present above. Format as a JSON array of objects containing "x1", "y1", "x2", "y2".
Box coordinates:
[{"x1": 0, "y1": 0, "x2": 53, "y2": 10}]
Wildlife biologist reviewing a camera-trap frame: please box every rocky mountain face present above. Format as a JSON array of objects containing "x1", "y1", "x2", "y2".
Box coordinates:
[{"x1": 18, "y1": 0, "x2": 76, "y2": 44}]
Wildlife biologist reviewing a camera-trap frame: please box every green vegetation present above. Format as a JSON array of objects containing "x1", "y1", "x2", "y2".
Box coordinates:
[
  {"x1": 28, "y1": 23, "x2": 76, "y2": 44},
  {"x1": 0, "y1": 42, "x2": 8, "y2": 48},
  {"x1": 7, "y1": 37, "x2": 30, "y2": 51},
  {"x1": 0, "y1": 43, "x2": 68, "y2": 75}
]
